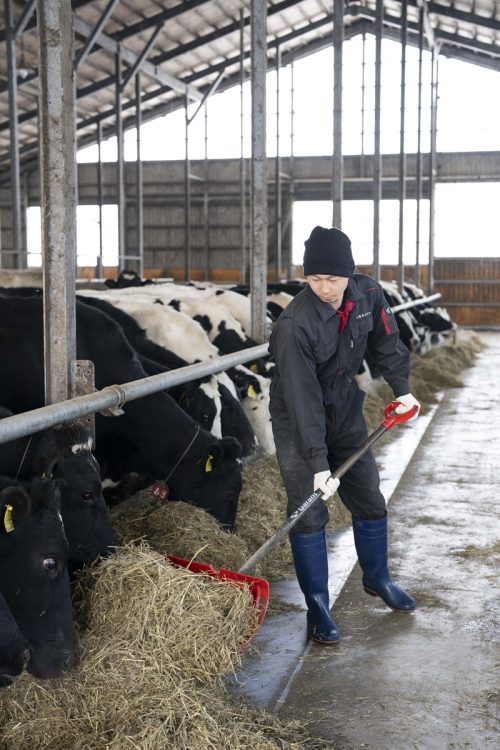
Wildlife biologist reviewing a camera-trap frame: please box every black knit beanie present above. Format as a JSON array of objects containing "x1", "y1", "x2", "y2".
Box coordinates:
[{"x1": 303, "y1": 226, "x2": 355, "y2": 278}]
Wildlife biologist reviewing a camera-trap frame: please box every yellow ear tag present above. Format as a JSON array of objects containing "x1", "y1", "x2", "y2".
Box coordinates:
[
  {"x1": 205, "y1": 454, "x2": 213, "y2": 473},
  {"x1": 4, "y1": 504, "x2": 14, "y2": 533},
  {"x1": 247, "y1": 384, "x2": 256, "y2": 398},
  {"x1": 250, "y1": 363, "x2": 258, "y2": 373}
]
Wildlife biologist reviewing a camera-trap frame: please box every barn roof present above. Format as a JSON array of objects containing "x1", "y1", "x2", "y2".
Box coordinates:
[{"x1": 1, "y1": 0, "x2": 500, "y2": 170}]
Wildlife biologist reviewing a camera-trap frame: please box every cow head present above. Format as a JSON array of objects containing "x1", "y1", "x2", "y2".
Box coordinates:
[
  {"x1": 178, "y1": 378, "x2": 220, "y2": 438},
  {"x1": 0, "y1": 480, "x2": 75, "y2": 679},
  {"x1": 33, "y1": 424, "x2": 116, "y2": 570},
  {"x1": 218, "y1": 383, "x2": 258, "y2": 457},
  {"x1": 228, "y1": 366, "x2": 275, "y2": 455},
  {"x1": 0, "y1": 592, "x2": 30, "y2": 688},
  {"x1": 169, "y1": 436, "x2": 243, "y2": 531}
]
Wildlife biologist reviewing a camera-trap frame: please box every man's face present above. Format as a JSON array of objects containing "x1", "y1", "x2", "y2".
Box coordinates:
[{"x1": 306, "y1": 274, "x2": 349, "y2": 309}]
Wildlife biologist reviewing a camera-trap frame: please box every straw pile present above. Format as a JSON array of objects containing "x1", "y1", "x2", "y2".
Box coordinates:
[
  {"x1": 0, "y1": 544, "x2": 331, "y2": 750},
  {"x1": 111, "y1": 490, "x2": 251, "y2": 572}
]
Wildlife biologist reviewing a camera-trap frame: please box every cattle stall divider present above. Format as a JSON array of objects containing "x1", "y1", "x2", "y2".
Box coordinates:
[
  {"x1": 0, "y1": 344, "x2": 269, "y2": 445},
  {"x1": 390, "y1": 292, "x2": 441, "y2": 314},
  {"x1": 0, "y1": 292, "x2": 442, "y2": 447}
]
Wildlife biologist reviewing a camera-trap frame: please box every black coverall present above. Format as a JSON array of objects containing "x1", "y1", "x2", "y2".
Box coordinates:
[{"x1": 269, "y1": 274, "x2": 411, "y2": 534}]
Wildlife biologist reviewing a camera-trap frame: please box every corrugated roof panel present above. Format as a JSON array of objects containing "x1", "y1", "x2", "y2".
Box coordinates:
[{"x1": 1, "y1": 0, "x2": 500, "y2": 167}]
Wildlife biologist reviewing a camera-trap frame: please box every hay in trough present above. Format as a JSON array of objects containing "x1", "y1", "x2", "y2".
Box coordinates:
[
  {"x1": 0, "y1": 544, "x2": 330, "y2": 750},
  {"x1": 110, "y1": 489, "x2": 250, "y2": 572}
]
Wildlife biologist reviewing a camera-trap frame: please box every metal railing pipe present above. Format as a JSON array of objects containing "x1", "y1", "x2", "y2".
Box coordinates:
[
  {"x1": 391, "y1": 292, "x2": 441, "y2": 314},
  {"x1": 0, "y1": 344, "x2": 270, "y2": 446}
]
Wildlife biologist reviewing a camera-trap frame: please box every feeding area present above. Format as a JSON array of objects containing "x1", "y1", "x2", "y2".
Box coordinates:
[
  {"x1": 1, "y1": 1, "x2": 500, "y2": 748},
  {"x1": 0, "y1": 317, "x2": 486, "y2": 748}
]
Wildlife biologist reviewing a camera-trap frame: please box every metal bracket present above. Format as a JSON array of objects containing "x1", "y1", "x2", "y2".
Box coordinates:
[{"x1": 100, "y1": 384, "x2": 127, "y2": 417}]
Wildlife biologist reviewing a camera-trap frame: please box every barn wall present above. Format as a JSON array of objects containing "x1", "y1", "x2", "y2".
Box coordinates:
[
  {"x1": 1, "y1": 154, "x2": 499, "y2": 326},
  {"x1": 5, "y1": 150, "x2": 499, "y2": 279}
]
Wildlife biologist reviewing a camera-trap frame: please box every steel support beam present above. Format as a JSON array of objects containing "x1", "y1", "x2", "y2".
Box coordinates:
[
  {"x1": 72, "y1": 15, "x2": 203, "y2": 101},
  {"x1": 96, "y1": 121, "x2": 104, "y2": 278},
  {"x1": 135, "y1": 72, "x2": 144, "y2": 277},
  {"x1": 239, "y1": 10, "x2": 247, "y2": 285},
  {"x1": 275, "y1": 46, "x2": 282, "y2": 281},
  {"x1": 37, "y1": 0, "x2": 77, "y2": 405},
  {"x1": 75, "y1": 0, "x2": 121, "y2": 69},
  {"x1": 398, "y1": 0, "x2": 408, "y2": 293},
  {"x1": 121, "y1": 22, "x2": 165, "y2": 90},
  {"x1": 250, "y1": 0, "x2": 268, "y2": 343},
  {"x1": 184, "y1": 96, "x2": 191, "y2": 281},
  {"x1": 415, "y1": 9, "x2": 424, "y2": 287},
  {"x1": 4, "y1": 0, "x2": 22, "y2": 269},
  {"x1": 14, "y1": 0, "x2": 36, "y2": 36},
  {"x1": 372, "y1": 0, "x2": 383, "y2": 281},
  {"x1": 116, "y1": 48, "x2": 126, "y2": 270},
  {"x1": 203, "y1": 102, "x2": 210, "y2": 280},
  {"x1": 288, "y1": 59, "x2": 295, "y2": 279},
  {"x1": 428, "y1": 45, "x2": 440, "y2": 293},
  {"x1": 332, "y1": 0, "x2": 344, "y2": 228}
]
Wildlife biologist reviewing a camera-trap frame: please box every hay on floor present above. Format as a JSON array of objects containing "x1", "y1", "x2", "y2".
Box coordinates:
[
  {"x1": 111, "y1": 489, "x2": 250, "y2": 573},
  {"x1": 0, "y1": 544, "x2": 331, "y2": 750}
]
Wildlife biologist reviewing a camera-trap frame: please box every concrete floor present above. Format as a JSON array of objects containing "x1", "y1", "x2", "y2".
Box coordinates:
[{"x1": 232, "y1": 332, "x2": 500, "y2": 750}]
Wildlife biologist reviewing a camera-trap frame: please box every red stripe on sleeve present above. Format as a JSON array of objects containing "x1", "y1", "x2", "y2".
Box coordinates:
[{"x1": 381, "y1": 307, "x2": 391, "y2": 335}]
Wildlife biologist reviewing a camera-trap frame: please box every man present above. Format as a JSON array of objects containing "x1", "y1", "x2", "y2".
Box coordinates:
[{"x1": 269, "y1": 226, "x2": 420, "y2": 645}]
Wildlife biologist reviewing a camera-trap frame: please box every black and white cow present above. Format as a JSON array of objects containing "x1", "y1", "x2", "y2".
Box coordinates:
[
  {"x1": 0, "y1": 294, "x2": 243, "y2": 530},
  {"x1": 76, "y1": 294, "x2": 258, "y2": 455},
  {"x1": 379, "y1": 280, "x2": 430, "y2": 353},
  {"x1": 105, "y1": 296, "x2": 272, "y2": 454},
  {"x1": 403, "y1": 282, "x2": 455, "y2": 341},
  {"x1": 100, "y1": 283, "x2": 270, "y2": 364},
  {"x1": 77, "y1": 294, "x2": 224, "y2": 438},
  {"x1": 227, "y1": 365, "x2": 275, "y2": 455},
  {"x1": 0, "y1": 409, "x2": 116, "y2": 571},
  {"x1": 0, "y1": 479, "x2": 75, "y2": 679}
]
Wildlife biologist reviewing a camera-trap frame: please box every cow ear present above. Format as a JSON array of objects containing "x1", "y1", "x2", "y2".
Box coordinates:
[
  {"x1": 0, "y1": 486, "x2": 31, "y2": 534},
  {"x1": 220, "y1": 436, "x2": 243, "y2": 460},
  {"x1": 32, "y1": 448, "x2": 60, "y2": 479},
  {"x1": 203, "y1": 444, "x2": 223, "y2": 472}
]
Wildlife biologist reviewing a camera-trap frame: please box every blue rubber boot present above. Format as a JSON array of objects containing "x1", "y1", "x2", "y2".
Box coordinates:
[
  {"x1": 289, "y1": 530, "x2": 340, "y2": 644},
  {"x1": 352, "y1": 514, "x2": 416, "y2": 612}
]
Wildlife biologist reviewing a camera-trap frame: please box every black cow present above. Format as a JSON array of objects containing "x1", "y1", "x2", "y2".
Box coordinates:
[
  {"x1": 0, "y1": 294, "x2": 242, "y2": 530},
  {"x1": 0, "y1": 593, "x2": 30, "y2": 687},
  {"x1": 0, "y1": 480, "x2": 75, "y2": 679},
  {"x1": 104, "y1": 269, "x2": 153, "y2": 289},
  {"x1": 0, "y1": 408, "x2": 115, "y2": 571},
  {"x1": 230, "y1": 281, "x2": 307, "y2": 298}
]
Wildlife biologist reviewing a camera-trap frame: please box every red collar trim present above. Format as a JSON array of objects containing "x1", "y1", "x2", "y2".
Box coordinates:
[{"x1": 337, "y1": 299, "x2": 356, "y2": 333}]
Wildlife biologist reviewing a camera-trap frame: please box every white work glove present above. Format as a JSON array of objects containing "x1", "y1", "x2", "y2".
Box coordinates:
[
  {"x1": 394, "y1": 393, "x2": 421, "y2": 422},
  {"x1": 313, "y1": 471, "x2": 340, "y2": 500}
]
